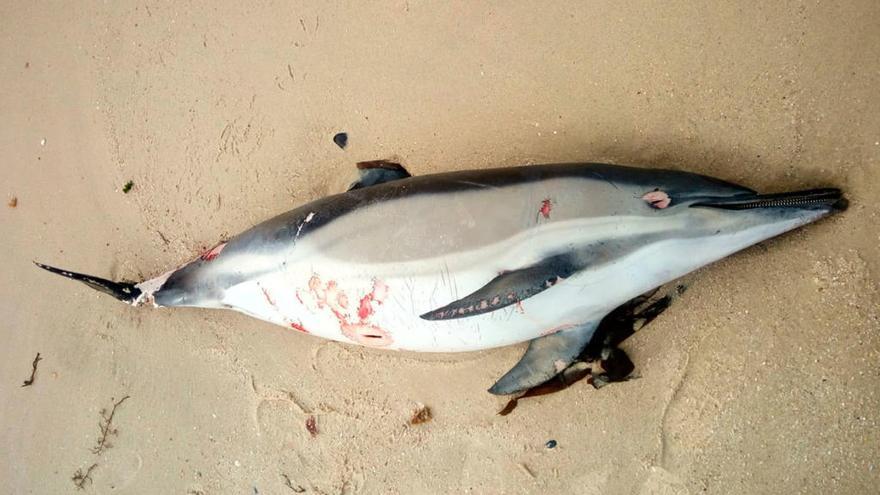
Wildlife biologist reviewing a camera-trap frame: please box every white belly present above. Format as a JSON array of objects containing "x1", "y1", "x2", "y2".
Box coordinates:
[
  {"x1": 219, "y1": 213, "x2": 808, "y2": 352},
  {"x1": 223, "y1": 264, "x2": 602, "y2": 352}
]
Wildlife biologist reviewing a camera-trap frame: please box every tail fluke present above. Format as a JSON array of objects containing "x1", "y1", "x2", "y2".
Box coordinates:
[{"x1": 34, "y1": 262, "x2": 142, "y2": 304}]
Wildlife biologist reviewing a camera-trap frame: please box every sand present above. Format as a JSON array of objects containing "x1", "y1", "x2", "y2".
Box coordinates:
[{"x1": 2, "y1": 1, "x2": 878, "y2": 493}]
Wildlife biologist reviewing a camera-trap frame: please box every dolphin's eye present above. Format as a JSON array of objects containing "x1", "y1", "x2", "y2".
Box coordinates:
[{"x1": 641, "y1": 190, "x2": 671, "y2": 209}]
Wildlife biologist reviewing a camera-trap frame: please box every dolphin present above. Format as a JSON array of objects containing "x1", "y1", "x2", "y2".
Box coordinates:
[{"x1": 36, "y1": 161, "x2": 846, "y2": 395}]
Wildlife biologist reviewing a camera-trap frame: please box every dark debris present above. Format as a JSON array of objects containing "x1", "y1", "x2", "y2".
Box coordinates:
[
  {"x1": 21, "y1": 352, "x2": 42, "y2": 387},
  {"x1": 92, "y1": 395, "x2": 130, "y2": 455},
  {"x1": 305, "y1": 415, "x2": 318, "y2": 437},
  {"x1": 72, "y1": 463, "x2": 98, "y2": 490},
  {"x1": 332, "y1": 132, "x2": 348, "y2": 149},
  {"x1": 409, "y1": 403, "x2": 432, "y2": 425}
]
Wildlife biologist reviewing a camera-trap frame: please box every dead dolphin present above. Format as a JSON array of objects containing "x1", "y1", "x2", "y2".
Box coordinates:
[{"x1": 36, "y1": 162, "x2": 846, "y2": 395}]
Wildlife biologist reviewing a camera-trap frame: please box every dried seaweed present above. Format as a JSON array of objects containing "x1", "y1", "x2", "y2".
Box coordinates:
[
  {"x1": 21, "y1": 352, "x2": 42, "y2": 387},
  {"x1": 409, "y1": 403, "x2": 432, "y2": 425},
  {"x1": 72, "y1": 463, "x2": 97, "y2": 490},
  {"x1": 282, "y1": 474, "x2": 306, "y2": 492},
  {"x1": 92, "y1": 395, "x2": 130, "y2": 454}
]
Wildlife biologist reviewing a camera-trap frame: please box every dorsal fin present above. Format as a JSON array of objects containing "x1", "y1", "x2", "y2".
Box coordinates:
[{"x1": 347, "y1": 160, "x2": 412, "y2": 191}]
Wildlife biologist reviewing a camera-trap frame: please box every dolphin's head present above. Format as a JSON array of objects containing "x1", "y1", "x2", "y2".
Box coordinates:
[{"x1": 617, "y1": 165, "x2": 846, "y2": 260}]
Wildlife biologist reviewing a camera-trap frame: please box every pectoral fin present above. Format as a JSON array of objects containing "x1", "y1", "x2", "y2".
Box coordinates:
[
  {"x1": 347, "y1": 160, "x2": 411, "y2": 190},
  {"x1": 420, "y1": 255, "x2": 579, "y2": 321},
  {"x1": 489, "y1": 321, "x2": 600, "y2": 395}
]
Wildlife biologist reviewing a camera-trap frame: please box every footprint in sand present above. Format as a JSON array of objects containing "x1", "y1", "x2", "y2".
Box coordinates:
[{"x1": 94, "y1": 447, "x2": 143, "y2": 491}]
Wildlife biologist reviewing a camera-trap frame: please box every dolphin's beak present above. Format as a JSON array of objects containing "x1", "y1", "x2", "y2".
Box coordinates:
[{"x1": 690, "y1": 188, "x2": 847, "y2": 212}]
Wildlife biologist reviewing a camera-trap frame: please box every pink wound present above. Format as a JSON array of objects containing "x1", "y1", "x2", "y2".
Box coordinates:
[
  {"x1": 539, "y1": 199, "x2": 553, "y2": 219},
  {"x1": 642, "y1": 190, "x2": 671, "y2": 209},
  {"x1": 200, "y1": 242, "x2": 226, "y2": 261}
]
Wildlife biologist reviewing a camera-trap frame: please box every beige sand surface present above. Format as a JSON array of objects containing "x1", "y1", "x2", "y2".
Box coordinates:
[{"x1": 2, "y1": 1, "x2": 879, "y2": 493}]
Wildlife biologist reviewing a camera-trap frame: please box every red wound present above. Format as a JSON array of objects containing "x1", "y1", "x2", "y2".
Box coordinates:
[
  {"x1": 200, "y1": 242, "x2": 226, "y2": 261},
  {"x1": 539, "y1": 199, "x2": 553, "y2": 219}
]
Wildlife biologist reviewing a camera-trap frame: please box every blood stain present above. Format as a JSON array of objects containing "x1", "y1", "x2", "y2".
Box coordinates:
[
  {"x1": 200, "y1": 242, "x2": 226, "y2": 261},
  {"x1": 357, "y1": 296, "x2": 373, "y2": 320},
  {"x1": 302, "y1": 274, "x2": 393, "y2": 347},
  {"x1": 290, "y1": 322, "x2": 309, "y2": 333},
  {"x1": 357, "y1": 279, "x2": 387, "y2": 321},
  {"x1": 539, "y1": 198, "x2": 553, "y2": 219}
]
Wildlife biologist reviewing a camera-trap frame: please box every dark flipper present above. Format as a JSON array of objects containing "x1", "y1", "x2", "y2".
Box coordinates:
[
  {"x1": 497, "y1": 285, "x2": 683, "y2": 413},
  {"x1": 582, "y1": 284, "x2": 683, "y2": 361},
  {"x1": 582, "y1": 284, "x2": 684, "y2": 388},
  {"x1": 590, "y1": 347, "x2": 636, "y2": 389},
  {"x1": 347, "y1": 160, "x2": 412, "y2": 191},
  {"x1": 488, "y1": 321, "x2": 600, "y2": 395},
  {"x1": 34, "y1": 262, "x2": 141, "y2": 304},
  {"x1": 421, "y1": 255, "x2": 580, "y2": 321}
]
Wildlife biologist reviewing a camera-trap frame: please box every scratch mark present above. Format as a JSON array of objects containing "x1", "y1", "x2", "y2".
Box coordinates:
[
  {"x1": 455, "y1": 180, "x2": 492, "y2": 189},
  {"x1": 429, "y1": 278, "x2": 439, "y2": 307},
  {"x1": 445, "y1": 263, "x2": 458, "y2": 299},
  {"x1": 403, "y1": 277, "x2": 417, "y2": 314},
  {"x1": 590, "y1": 171, "x2": 620, "y2": 191},
  {"x1": 294, "y1": 212, "x2": 316, "y2": 242}
]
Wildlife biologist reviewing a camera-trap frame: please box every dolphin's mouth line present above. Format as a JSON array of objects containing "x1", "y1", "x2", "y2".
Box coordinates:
[{"x1": 690, "y1": 188, "x2": 846, "y2": 211}]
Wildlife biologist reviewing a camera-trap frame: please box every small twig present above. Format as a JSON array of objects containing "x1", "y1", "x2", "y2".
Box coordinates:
[
  {"x1": 72, "y1": 463, "x2": 98, "y2": 490},
  {"x1": 92, "y1": 395, "x2": 130, "y2": 455},
  {"x1": 22, "y1": 352, "x2": 42, "y2": 387},
  {"x1": 281, "y1": 474, "x2": 306, "y2": 492}
]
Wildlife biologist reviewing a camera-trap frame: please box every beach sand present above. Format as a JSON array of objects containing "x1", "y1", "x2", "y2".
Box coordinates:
[{"x1": 2, "y1": 1, "x2": 878, "y2": 493}]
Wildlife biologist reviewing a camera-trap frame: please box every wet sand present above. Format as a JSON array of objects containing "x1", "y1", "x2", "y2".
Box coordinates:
[{"x1": 2, "y1": 1, "x2": 878, "y2": 493}]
